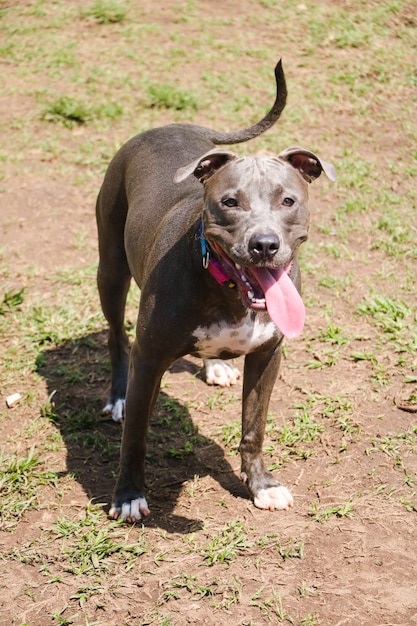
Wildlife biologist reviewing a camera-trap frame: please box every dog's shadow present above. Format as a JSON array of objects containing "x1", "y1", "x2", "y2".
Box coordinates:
[{"x1": 36, "y1": 331, "x2": 247, "y2": 533}]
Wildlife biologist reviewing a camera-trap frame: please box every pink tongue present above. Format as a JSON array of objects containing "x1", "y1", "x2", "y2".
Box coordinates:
[{"x1": 254, "y1": 267, "x2": 305, "y2": 338}]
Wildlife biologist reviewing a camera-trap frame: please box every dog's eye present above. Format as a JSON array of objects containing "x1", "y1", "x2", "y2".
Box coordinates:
[
  {"x1": 282, "y1": 197, "x2": 295, "y2": 207},
  {"x1": 222, "y1": 197, "x2": 238, "y2": 208}
]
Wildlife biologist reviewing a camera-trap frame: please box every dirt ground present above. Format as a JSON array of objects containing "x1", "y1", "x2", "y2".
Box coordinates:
[{"x1": 0, "y1": 1, "x2": 416, "y2": 625}]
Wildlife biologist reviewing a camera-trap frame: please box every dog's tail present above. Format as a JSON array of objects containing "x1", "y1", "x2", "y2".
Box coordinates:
[{"x1": 206, "y1": 59, "x2": 287, "y2": 145}]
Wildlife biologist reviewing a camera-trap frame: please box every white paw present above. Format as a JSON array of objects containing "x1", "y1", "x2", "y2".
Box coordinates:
[
  {"x1": 103, "y1": 398, "x2": 125, "y2": 423},
  {"x1": 109, "y1": 497, "x2": 150, "y2": 523},
  {"x1": 254, "y1": 485, "x2": 294, "y2": 511},
  {"x1": 204, "y1": 359, "x2": 240, "y2": 387}
]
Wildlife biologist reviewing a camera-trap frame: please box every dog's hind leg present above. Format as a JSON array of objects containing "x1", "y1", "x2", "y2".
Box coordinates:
[{"x1": 96, "y1": 182, "x2": 131, "y2": 422}]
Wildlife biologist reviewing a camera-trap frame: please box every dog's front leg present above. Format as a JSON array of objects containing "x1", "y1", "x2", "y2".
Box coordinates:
[
  {"x1": 240, "y1": 344, "x2": 294, "y2": 511},
  {"x1": 109, "y1": 339, "x2": 168, "y2": 523}
]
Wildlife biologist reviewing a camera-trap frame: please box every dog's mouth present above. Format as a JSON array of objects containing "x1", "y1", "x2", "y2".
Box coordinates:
[{"x1": 211, "y1": 242, "x2": 305, "y2": 339}]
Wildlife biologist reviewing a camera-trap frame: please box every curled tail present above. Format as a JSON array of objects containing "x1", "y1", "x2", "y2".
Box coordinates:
[{"x1": 207, "y1": 59, "x2": 287, "y2": 145}]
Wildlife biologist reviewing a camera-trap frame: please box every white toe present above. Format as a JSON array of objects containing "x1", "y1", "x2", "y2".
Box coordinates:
[
  {"x1": 112, "y1": 399, "x2": 125, "y2": 422},
  {"x1": 121, "y1": 502, "x2": 134, "y2": 520},
  {"x1": 102, "y1": 399, "x2": 125, "y2": 422},
  {"x1": 109, "y1": 506, "x2": 119, "y2": 519}
]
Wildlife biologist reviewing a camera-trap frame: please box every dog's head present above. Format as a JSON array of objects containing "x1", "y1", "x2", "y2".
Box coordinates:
[{"x1": 174, "y1": 148, "x2": 336, "y2": 337}]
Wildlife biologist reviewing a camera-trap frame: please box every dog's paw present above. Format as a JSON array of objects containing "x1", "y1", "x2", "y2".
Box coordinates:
[
  {"x1": 253, "y1": 485, "x2": 294, "y2": 511},
  {"x1": 109, "y1": 497, "x2": 150, "y2": 523},
  {"x1": 103, "y1": 398, "x2": 125, "y2": 423},
  {"x1": 204, "y1": 359, "x2": 240, "y2": 387}
]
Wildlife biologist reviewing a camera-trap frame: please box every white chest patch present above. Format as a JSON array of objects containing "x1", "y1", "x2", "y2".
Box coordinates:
[{"x1": 192, "y1": 314, "x2": 278, "y2": 359}]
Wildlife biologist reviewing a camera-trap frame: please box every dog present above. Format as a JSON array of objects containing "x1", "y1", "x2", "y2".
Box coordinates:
[{"x1": 96, "y1": 60, "x2": 336, "y2": 522}]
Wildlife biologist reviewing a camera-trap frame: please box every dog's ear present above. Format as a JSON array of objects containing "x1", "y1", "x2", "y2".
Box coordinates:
[
  {"x1": 174, "y1": 149, "x2": 237, "y2": 184},
  {"x1": 279, "y1": 147, "x2": 336, "y2": 183}
]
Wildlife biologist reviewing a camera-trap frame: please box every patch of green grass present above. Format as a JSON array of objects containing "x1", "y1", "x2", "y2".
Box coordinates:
[
  {"x1": 202, "y1": 519, "x2": 253, "y2": 566},
  {"x1": 357, "y1": 295, "x2": 411, "y2": 337},
  {"x1": 28, "y1": 303, "x2": 103, "y2": 345},
  {"x1": 41, "y1": 96, "x2": 92, "y2": 127},
  {"x1": 350, "y1": 351, "x2": 377, "y2": 366},
  {"x1": 319, "y1": 394, "x2": 353, "y2": 419},
  {"x1": 276, "y1": 404, "x2": 324, "y2": 448},
  {"x1": 51, "y1": 504, "x2": 146, "y2": 574},
  {"x1": 371, "y1": 426, "x2": 417, "y2": 459},
  {"x1": 147, "y1": 83, "x2": 199, "y2": 111},
  {"x1": 82, "y1": 0, "x2": 127, "y2": 24},
  {"x1": 6, "y1": 280, "x2": 102, "y2": 355},
  {"x1": 316, "y1": 321, "x2": 349, "y2": 346},
  {"x1": 0, "y1": 287, "x2": 25, "y2": 315},
  {"x1": 310, "y1": 499, "x2": 354, "y2": 522},
  {"x1": 0, "y1": 446, "x2": 59, "y2": 529},
  {"x1": 41, "y1": 95, "x2": 123, "y2": 128},
  {"x1": 272, "y1": 393, "x2": 358, "y2": 456}
]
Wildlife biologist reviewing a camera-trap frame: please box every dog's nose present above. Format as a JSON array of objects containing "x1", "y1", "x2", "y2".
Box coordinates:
[{"x1": 249, "y1": 233, "x2": 280, "y2": 262}]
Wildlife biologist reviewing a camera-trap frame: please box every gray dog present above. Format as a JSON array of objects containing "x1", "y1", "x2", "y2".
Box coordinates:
[{"x1": 96, "y1": 60, "x2": 336, "y2": 522}]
